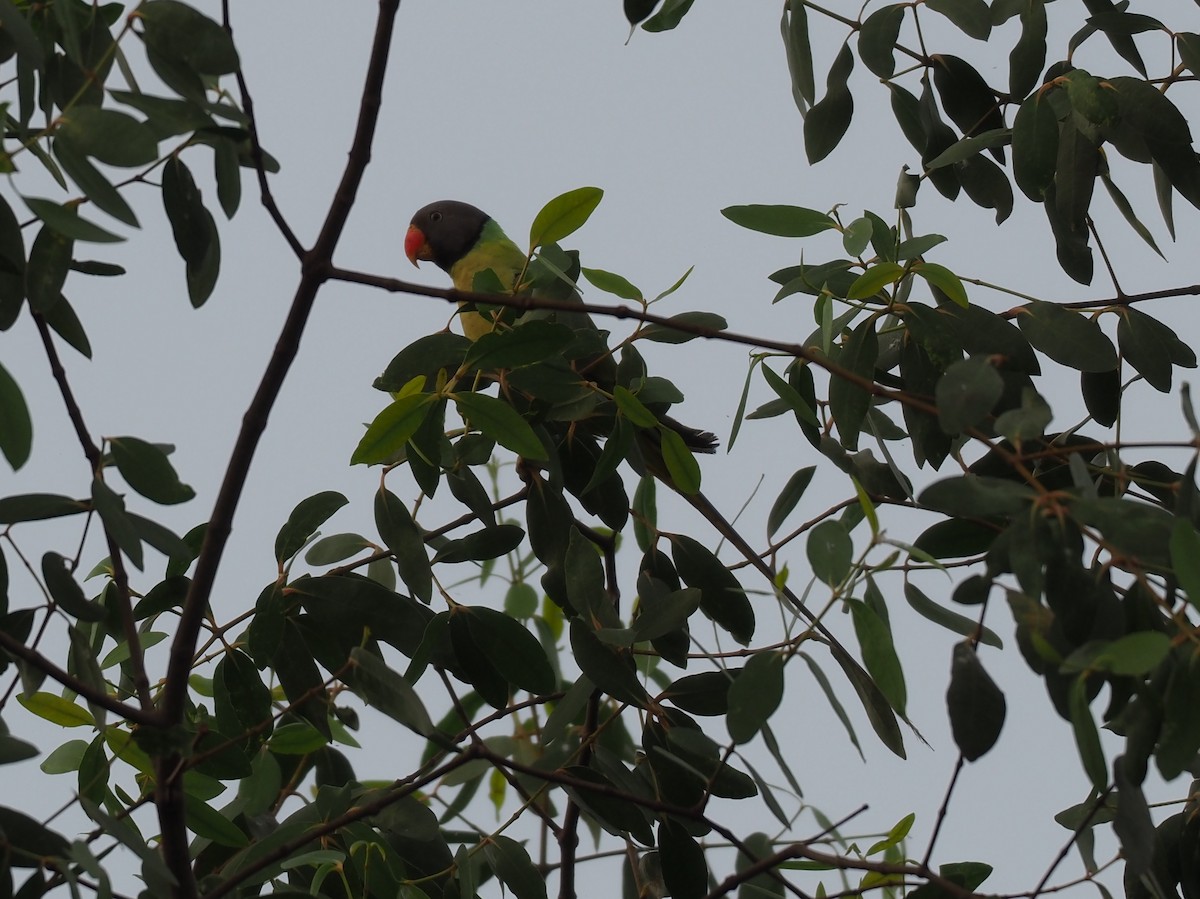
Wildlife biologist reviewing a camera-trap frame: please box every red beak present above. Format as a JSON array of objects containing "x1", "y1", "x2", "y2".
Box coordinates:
[{"x1": 404, "y1": 225, "x2": 428, "y2": 266}]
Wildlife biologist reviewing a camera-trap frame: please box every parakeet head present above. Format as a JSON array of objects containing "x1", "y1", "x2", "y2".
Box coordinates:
[{"x1": 404, "y1": 201, "x2": 492, "y2": 273}]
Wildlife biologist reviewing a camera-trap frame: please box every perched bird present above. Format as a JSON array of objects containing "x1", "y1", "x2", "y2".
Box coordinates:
[{"x1": 403, "y1": 200, "x2": 717, "y2": 460}]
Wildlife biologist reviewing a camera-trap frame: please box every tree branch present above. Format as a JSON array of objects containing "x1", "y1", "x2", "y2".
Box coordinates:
[{"x1": 158, "y1": 3, "x2": 404, "y2": 894}]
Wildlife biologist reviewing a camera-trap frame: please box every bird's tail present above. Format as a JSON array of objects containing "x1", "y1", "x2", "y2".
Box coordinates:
[{"x1": 663, "y1": 416, "x2": 719, "y2": 454}]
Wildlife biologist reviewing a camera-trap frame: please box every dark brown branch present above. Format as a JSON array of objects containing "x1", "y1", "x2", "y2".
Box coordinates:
[
  {"x1": 201, "y1": 748, "x2": 482, "y2": 899},
  {"x1": 158, "y1": 4, "x2": 404, "y2": 894},
  {"x1": 222, "y1": 0, "x2": 305, "y2": 259},
  {"x1": 0, "y1": 626, "x2": 157, "y2": 725},
  {"x1": 32, "y1": 313, "x2": 153, "y2": 710}
]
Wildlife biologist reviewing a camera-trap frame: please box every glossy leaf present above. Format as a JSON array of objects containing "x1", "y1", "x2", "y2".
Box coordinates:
[
  {"x1": 904, "y1": 582, "x2": 1001, "y2": 648},
  {"x1": 349, "y1": 647, "x2": 439, "y2": 740},
  {"x1": 483, "y1": 836, "x2": 548, "y2": 899},
  {"x1": 569, "y1": 620, "x2": 647, "y2": 706},
  {"x1": 1016, "y1": 301, "x2": 1117, "y2": 372},
  {"x1": 375, "y1": 487, "x2": 432, "y2": 604},
  {"x1": 466, "y1": 606, "x2": 556, "y2": 695},
  {"x1": 528, "y1": 186, "x2": 603, "y2": 249},
  {"x1": 431, "y1": 523, "x2": 524, "y2": 563},
  {"x1": 57, "y1": 107, "x2": 158, "y2": 167},
  {"x1": 351, "y1": 394, "x2": 434, "y2": 465},
  {"x1": 669, "y1": 534, "x2": 754, "y2": 645},
  {"x1": 24, "y1": 197, "x2": 124, "y2": 243},
  {"x1": 0, "y1": 493, "x2": 87, "y2": 523},
  {"x1": 465, "y1": 320, "x2": 574, "y2": 371},
  {"x1": 26, "y1": 222, "x2": 72, "y2": 313},
  {"x1": 848, "y1": 598, "x2": 906, "y2": 715},
  {"x1": 767, "y1": 466, "x2": 816, "y2": 538},
  {"x1": 926, "y1": 0, "x2": 991, "y2": 39},
  {"x1": 1069, "y1": 674, "x2": 1107, "y2": 790},
  {"x1": 454, "y1": 392, "x2": 547, "y2": 460},
  {"x1": 727, "y1": 651, "x2": 785, "y2": 744},
  {"x1": 804, "y1": 42, "x2": 854, "y2": 164},
  {"x1": 138, "y1": 0, "x2": 240, "y2": 74},
  {"x1": 721, "y1": 204, "x2": 835, "y2": 237},
  {"x1": 807, "y1": 519, "x2": 852, "y2": 586},
  {"x1": 110, "y1": 436, "x2": 194, "y2": 505},
  {"x1": 640, "y1": 311, "x2": 728, "y2": 344},
  {"x1": 781, "y1": 0, "x2": 815, "y2": 108},
  {"x1": 936, "y1": 356, "x2": 1002, "y2": 434},
  {"x1": 828, "y1": 318, "x2": 878, "y2": 449},
  {"x1": 274, "y1": 491, "x2": 348, "y2": 564},
  {"x1": 858, "y1": 5, "x2": 904, "y2": 78}
]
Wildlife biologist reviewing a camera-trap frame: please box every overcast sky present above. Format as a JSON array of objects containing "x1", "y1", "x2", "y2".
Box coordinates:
[{"x1": 6, "y1": 2, "x2": 1200, "y2": 895}]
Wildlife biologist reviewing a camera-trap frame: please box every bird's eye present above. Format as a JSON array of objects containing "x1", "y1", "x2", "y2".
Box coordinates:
[{"x1": 430, "y1": 211, "x2": 442, "y2": 223}]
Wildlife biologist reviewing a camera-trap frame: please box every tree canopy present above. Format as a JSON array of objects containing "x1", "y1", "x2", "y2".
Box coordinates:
[{"x1": 2, "y1": 1, "x2": 1200, "y2": 898}]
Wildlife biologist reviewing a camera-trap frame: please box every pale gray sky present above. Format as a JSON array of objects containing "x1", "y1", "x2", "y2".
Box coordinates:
[{"x1": 5, "y1": 2, "x2": 1200, "y2": 895}]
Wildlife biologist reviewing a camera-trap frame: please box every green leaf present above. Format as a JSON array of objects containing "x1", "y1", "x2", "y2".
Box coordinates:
[
  {"x1": 848, "y1": 598, "x2": 906, "y2": 716},
  {"x1": 483, "y1": 835, "x2": 548, "y2": 899},
  {"x1": 613, "y1": 385, "x2": 658, "y2": 427},
  {"x1": 1068, "y1": 674, "x2": 1106, "y2": 791},
  {"x1": 431, "y1": 523, "x2": 524, "y2": 564},
  {"x1": 643, "y1": 0, "x2": 695, "y2": 32},
  {"x1": 465, "y1": 320, "x2": 574, "y2": 370},
  {"x1": 1171, "y1": 519, "x2": 1200, "y2": 613},
  {"x1": 847, "y1": 262, "x2": 904, "y2": 300},
  {"x1": 912, "y1": 262, "x2": 968, "y2": 307},
  {"x1": 466, "y1": 606, "x2": 555, "y2": 695},
  {"x1": 0, "y1": 806, "x2": 70, "y2": 862},
  {"x1": 19, "y1": 690, "x2": 94, "y2": 728},
  {"x1": 57, "y1": 107, "x2": 158, "y2": 167},
  {"x1": 720, "y1": 204, "x2": 835, "y2": 237},
  {"x1": 669, "y1": 534, "x2": 754, "y2": 645},
  {"x1": 42, "y1": 551, "x2": 105, "y2": 621},
  {"x1": 640, "y1": 311, "x2": 728, "y2": 344},
  {"x1": 274, "y1": 491, "x2": 348, "y2": 564},
  {"x1": 727, "y1": 651, "x2": 784, "y2": 744},
  {"x1": 781, "y1": 0, "x2": 815, "y2": 108},
  {"x1": 161, "y1": 157, "x2": 220, "y2": 306},
  {"x1": 926, "y1": 0, "x2": 990, "y2": 39},
  {"x1": 109, "y1": 436, "x2": 194, "y2": 505},
  {"x1": 581, "y1": 266, "x2": 641, "y2": 300},
  {"x1": 374, "y1": 488, "x2": 432, "y2": 604},
  {"x1": 828, "y1": 318, "x2": 877, "y2": 449},
  {"x1": 1012, "y1": 91, "x2": 1059, "y2": 201},
  {"x1": 840, "y1": 215, "x2": 873, "y2": 257},
  {"x1": 804, "y1": 42, "x2": 854, "y2": 164},
  {"x1": 0, "y1": 493, "x2": 87, "y2": 523},
  {"x1": 569, "y1": 620, "x2": 647, "y2": 706},
  {"x1": 1009, "y1": 1, "x2": 1048, "y2": 98},
  {"x1": 761, "y1": 365, "x2": 819, "y2": 428},
  {"x1": 807, "y1": 520, "x2": 852, "y2": 586},
  {"x1": 1117, "y1": 307, "x2": 1173, "y2": 392},
  {"x1": 946, "y1": 642, "x2": 1005, "y2": 761},
  {"x1": 1016, "y1": 301, "x2": 1117, "y2": 372},
  {"x1": 26, "y1": 222, "x2": 73, "y2": 313},
  {"x1": 184, "y1": 794, "x2": 248, "y2": 848},
  {"x1": 351, "y1": 393, "x2": 434, "y2": 465},
  {"x1": 659, "y1": 427, "x2": 701, "y2": 495},
  {"x1": 936, "y1": 356, "x2": 1003, "y2": 434},
  {"x1": 858, "y1": 5, "x2": 905, "y2": 78},
  {"x1": 348, "y1": 647, "x2": 440, "y2": 740},
  {"x1": 767, "y1": 466, "x2": 816, "y2": 538},
  {"x1": 658, "y1": 819, "x2": 708, "y2": 899},
  {"x1": 925, "y1": 129, "x2": 1010, "y2": 170},
  {"x1": 138, "y1": 0, "x2": 240, "y2": 75},
  {"x1": 0, "y1": 361, "x2": 31, "y2": 470},
  {"x1": 24, "y1": 197, "x2": 123, "y2": 243},
  {"x1": 528, "y1": 186, "x2": 603, "y2": 249},
  {"x1": 454, "y1": 392, "x2": 547, "y2": 460}
]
